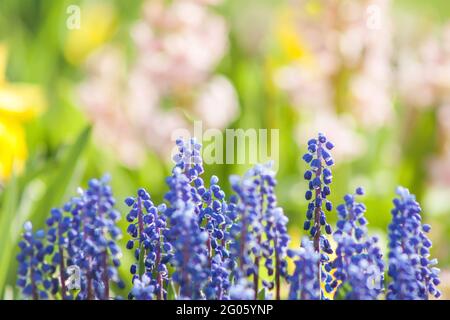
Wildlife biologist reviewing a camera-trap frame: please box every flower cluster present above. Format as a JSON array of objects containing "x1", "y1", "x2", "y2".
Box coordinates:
[
  {"x1": 288, "y1": 238, "x2": 320, "y2": 300},
  {"x1": 16, "y1": 135, "x2": 441, "y2": 300},
  {"x1": 330, "y1": 188, "x2": 385, "y2": 300},
  {"x1": 125, "y1": 188, "x2": 171, "y2": 300},
  {"x1": 229, "y1": 163, "x2": 290, "y2": 300},
  {"x1": 17, "y1": 176, "x2": 123, "y2": 300},
  {"x1": 302, "y1": 133, "x2": 334, "y2": 294},
  {"x1": 16, "y1": 222, "x2": 55, "y2": 300},
  {"x1": 387, "y1": 187, "x2": 441, "y2": 299}
]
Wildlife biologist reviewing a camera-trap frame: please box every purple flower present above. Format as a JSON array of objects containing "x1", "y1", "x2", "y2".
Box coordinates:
[
  {"x1": 387, "y1": 187, "x2": 441, "y2": 300},
  {"x1": 163, "y1": 166, "x2": 210, "y2": 299},
  {"x1": 288, "y1": 238, "x2": 320, "y2": 300},
  {"x1": 302, "y1": 133, "x2": 334, "y2": 297},
  {"x1": 58, "y1": 176, "x2": 123, "y2": 300},
  {"x1": 228, "y1": 162, "x2": 290, "y2": 300},
  {"x1": 16, "y1": 222, "x2": 54, "y2": 300},
  {"x1": 125, "y1": 188, "x2": 171, "y2": 300},
  {"x1": 331, "y1": 188, "x2": 385, "y2": 299}
]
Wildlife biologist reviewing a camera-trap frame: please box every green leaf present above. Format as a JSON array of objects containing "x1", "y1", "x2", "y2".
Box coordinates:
[
  {"x1": 167, "y1": 281, "x2": 178, "y2": 300},
  {"x1": 258, "y1": 288, "x2": 267, "y2": 300},
  {"x1": 0, "y1": 174, "x2": 18, "y2": 295},
  {"x1": 30, "y1": 126, "x2": 91, "y2": 228},
  {"x1": 334, "y1": 283, "x2": 352, "y2": 300},
  {"x1": 0, "y1": 126, "x2": 91, "y2": 296}
]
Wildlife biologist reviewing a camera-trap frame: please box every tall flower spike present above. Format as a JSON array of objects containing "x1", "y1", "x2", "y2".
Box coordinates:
[
  {"x1": 288, "y1": 237, "x2": 321, "y2": 300},
  {"x1": 63, "y1": 176, "x2": 123, "y2": 300},
  {"x1": 45, "y1": 208, "x2": 72, "y2": 299},
  {"x1": 228, "y1": 172, "x2": 261, "y2": 298},
  {"x1": 173, "y1": 138, "x2": 234, "y2": 300},
  {"x1": 16, "y1": 222, "x2": 54, "y2": 300},
  {"x1": 302, "y1": 133, "x2": 334, "y2": 295},
  {"x1": 330, "y1": 188, "x2": 385, "y2": 299},
  {"x1": 163, "y1": 166, "x2": 209, "y2": 299},
  {"x1": 387, "y1": 187, "x2": 441, "y2": 300},
  {"x1": 199, "y1": 175, "x2": 234, "y2": 300},
  {"x1": 125, "y1": 188, "x2": 172, "y2": 300},
  {"x1": 229, "y1": 163, "x2": 290, "y2": 300}
]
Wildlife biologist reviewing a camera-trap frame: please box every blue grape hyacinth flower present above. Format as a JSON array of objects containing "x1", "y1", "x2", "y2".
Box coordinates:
[
  {"x1": 288, "y1": 237, "x2": 321, "y2": 300},
  {"x1": 387, "y1": 187, "x2": 441, "y2": 300},
  {"x1": 16, "y1": 222, "x2": 54, "y2": 300},
  {"x1": 302, "y1": 133, "x2": 335, "y2": 296},
  {"x1": 331, "y1": 188, "x2": 385, "y2": 299},
  {"x1": 228, "y1": 162, "x2": 290, "y2": 300},
  {"x1": 125, "y1": 188, "x2": 172, "y2": 300},
  {"x1": 58, "y1": 176, "x2": 123, "y2": 300},
  {"x1": 163, "y1": 166, "x2": 210, "y2": 299}
]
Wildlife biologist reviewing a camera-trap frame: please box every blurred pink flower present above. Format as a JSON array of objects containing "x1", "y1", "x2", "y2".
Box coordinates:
[
  {"x1": 78, "y1": 0, "x2": 238, "y2": 166},
  {"x1": 275, "y1": 0, "x2": 393, "y2": 163},
  {"x1": 296, "y1": 111, "x2": 367, "y2": 162},
  {"x1": 397, "y1": 28, "x2": 450, "y2": 110}
]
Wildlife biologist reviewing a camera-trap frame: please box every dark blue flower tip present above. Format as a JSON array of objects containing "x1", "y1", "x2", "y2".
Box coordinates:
[
  {"x1": 302, "y1": 153, "x2": 313, "y2": 163},
  {"x1": 304, "y1": 170, "x2": 313, "y2": 180},
  {"x1": 325, "y1": 141, "x2": 334, "y2": 150},
  {"x1": 305, "y1": 190, "x2": 313, "y2": 200},
  {"x1": 311, "y1": 159, "x2": 321, "y2": 169},
  {"x1": 138, "y1": 188, "x2": 150, "y2": 200},
  {"x1": 303, "y1": 220, "x2": 311, "y2": 231},
  {"x1": 318, "y1": 133, "x2": 327, "y2": 143},
  {"x1": 50, "y1": 208, "x2": 62, "y2": 220},
  {"x1": 325, "y1": 158, "x2": 334, "y2": 166},
  {"x1": 355, "y1": 187, "x2": 365, "y2": 196},
  {"x1": 126, "y1": 240, "x2": 134, "y2": 250},
  {"x1": 312, "y1": 177, "x2": 321, "y2": 189},
  {"x1": 125, "y1": 197, "x2": 135, "y2": 207}
]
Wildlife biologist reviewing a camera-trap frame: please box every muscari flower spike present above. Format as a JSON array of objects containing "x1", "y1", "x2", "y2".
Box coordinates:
[
  {"x1": 330, "y1": 187, "x2": 385, "y2": 300},
  {"x1": 17, "y1": 222, "x2": 55, "y2": 300},
  {"x1": 61, "y1": 176, "x2": 123, "y2": 300},
  {"x1": 163, "y1": 164, "x2": 210, "y2": 299},
  {"x1": 302, "y1": 133, "x2": 334, "y2": 296},
  {"x1": 172, "y1": 138, "x2": 237, "y2": 300},
  {"x1": 125, "y1": 188, "x2": 172, "y2": 300},
  {"x1": 288, "y1": 237, "x2": 321, "y2": 300},
  {"x1": 45, "y1": 207, "x2": 73, "y2": 299},
  {"x1": 387, "y1": 187, "x2": 441, "y2": 300},
  {"x1": 228, "y1": 162, "x2": 290, "y2": 300}
]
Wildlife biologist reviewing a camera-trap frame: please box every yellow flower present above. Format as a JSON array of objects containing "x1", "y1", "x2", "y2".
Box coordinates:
[
  {"x1": 64, "y1": 3, "x2": 117, "y2": 65},
  {"x1": 0, "y1": 44, "x2": 46, "y2": 180}
]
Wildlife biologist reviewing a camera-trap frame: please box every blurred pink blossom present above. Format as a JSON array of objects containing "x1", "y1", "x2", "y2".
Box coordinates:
[
  {"x1": 78, "y1": 0, "x2": 238, "y2": 166},
  {"x1": 275, "y1": 0, "x2": 393, "y2": 161}
]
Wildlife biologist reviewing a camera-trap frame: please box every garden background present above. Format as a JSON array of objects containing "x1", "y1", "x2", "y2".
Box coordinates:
[{"x1": 1, "y1": 0, "x2": 450, "y2": 299}]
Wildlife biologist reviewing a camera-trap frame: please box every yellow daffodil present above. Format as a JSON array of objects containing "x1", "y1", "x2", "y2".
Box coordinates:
[
  {"x1": 0, "y1": 44, "x2": 46, "y2": 180},
  {"x1": 64, "y1": 3, "x2": 117, "y2": 65}
]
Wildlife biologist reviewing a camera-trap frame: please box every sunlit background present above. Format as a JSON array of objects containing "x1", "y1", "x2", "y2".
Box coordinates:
[{"x1": 1, "y1": 0, "x2": 450, "y2": 299}]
